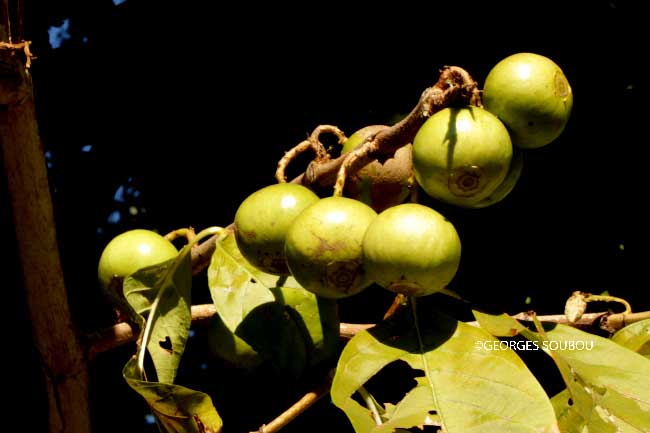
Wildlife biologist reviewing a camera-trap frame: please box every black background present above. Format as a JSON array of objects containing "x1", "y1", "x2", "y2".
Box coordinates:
[{"x1": 4, "y1": 1, "x2": 647, "y2": 432}]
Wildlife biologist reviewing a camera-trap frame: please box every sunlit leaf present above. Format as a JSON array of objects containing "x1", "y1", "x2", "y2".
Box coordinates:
[
  {"x1": 332, "y1": 305, "x2": 557, "y2": 433},
  {"x1": 612, "y1": 319, "x2": 650, "y2": 358},
  {"x1": 472, "y1": 310, "x2": 527, "y2": 337},
  {"x1": 123, "y1": 250, "x2": 192, "y2": 384},
  {"x1": 473, "y1": 311, "x2": 650, "y2": 431},
  {"x1": 539, "y1": 326, "x2": 650, "y2": 433},
  {"x1": 499, "y1": 315, "x2": 650, "y2": 433},
  {"x1": 207, "y1": 231, "x2": 307, "y2": 377},
  {"x1": 124, "y1": 357, "x2": 222, "y2": 433}
]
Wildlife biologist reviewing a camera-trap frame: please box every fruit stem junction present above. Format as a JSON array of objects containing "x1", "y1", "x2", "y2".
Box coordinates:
[{"x1": 282, "y1": 66, "x2": 480, "y2": 195}]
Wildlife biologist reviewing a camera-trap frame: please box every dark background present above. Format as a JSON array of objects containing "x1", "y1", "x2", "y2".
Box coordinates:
[{"x1": 4, "y1": 1, "x2": 646, "y2": 432}]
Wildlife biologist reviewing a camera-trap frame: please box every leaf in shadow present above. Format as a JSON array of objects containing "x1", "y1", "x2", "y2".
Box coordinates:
[
  {"x1": 332, "y1": 305, "x2": 558, "y2": 433},
  {"x1": 124, "y1": 357, "x2": 222, "y2": 433},
  {"x1": 272, "y1": 286, "x2": 340, "y2": 367},
  {"x1": 123, "y1": 250, "x2": 192, "y2": 384},
  {"x1": 235, "y1": 302, "x2": 307, "y2": 378},
  {"x1": 208, "y1": 231, "x2": 309, "y2": 377}
]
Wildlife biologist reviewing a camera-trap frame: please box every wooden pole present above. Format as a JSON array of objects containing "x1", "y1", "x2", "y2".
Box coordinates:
[{"x1": 1, "y1": 5, "x2": 92, "y2": 432}]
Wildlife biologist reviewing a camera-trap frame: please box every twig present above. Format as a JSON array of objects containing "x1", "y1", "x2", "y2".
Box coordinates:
[
  {"x1": 383, "y1": 294, "x2": 407, "y2": 320},
  {"x1": 192, "y1": 68, "x2": 479, "y2": 275},
  {"x1": 253, "y1": 370, "x2": 335, "y2": 433},
  {"x1": 88, "y1": 305, "x2": 650, "y2": 357},
  {"x1": 339, "y1": 322, "x2": 375, "y2": 340},
  {"x1": 190, "y1": 225, "x2": 232, "y2": 276},
  {"x1": 276, "y1": 139, "x2": 313, "y2": 183},
  {"x1": 0, "y1": 40, "x2": 34, "y2": 68},
  {"x1": 164, "y1": 227, "x2": 196, "y2": 243},
  {"x1": 86, "y1": 304, "x2": 217, "y2": 359},
  {"x1": 282, "y1": 66, "x2": 479, "y2": 195},
  {"x1": 275, "y1": 125, "x2": 346, "y2": 183},
  {"x1": 601, "y1": 311, "x2": 650, "y2": 332}
]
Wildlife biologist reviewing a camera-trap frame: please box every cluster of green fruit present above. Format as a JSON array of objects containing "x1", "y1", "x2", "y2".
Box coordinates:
[
  {"x1": 234, "y1": 52, "x2": 572, "y2": 299},
  {"x1": 96, "y1": 52, "x2": 572, "y2": 367}
]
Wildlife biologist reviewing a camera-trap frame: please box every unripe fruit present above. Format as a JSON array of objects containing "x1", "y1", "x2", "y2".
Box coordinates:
[
  {"x1": 98, "y1": 229, "x2": 178, "y2": 291},
  {"x1": 483, "y1": 52, "x2": 573, "y2": 149},
  {"x1": 413, "y1": 106, "x2": 513, "y2": 207},
  {"x1": 466, "y1": 148, "x2": 524, "y2": 209},
  {"x1": 284, "y1": 196, "x2": 377, "y2": 299},
  {"x1": 341, "y1": 125, "x2": 413, "y2": 212},
  {"x1": 235, "y1": 183, "x2": 319, "y2": 275},
  {"x1": 363, "y1": 203, "x2": 461, "y2": 297}
]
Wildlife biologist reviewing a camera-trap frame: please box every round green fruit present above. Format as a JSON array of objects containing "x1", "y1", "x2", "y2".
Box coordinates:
[
  {"x1": 234, "y1": 183, "x2": 319, "y2": 275},
  {"x1": 363, "y1": 203, "x2": 461, "y2": 297},
  {"x1": 284, "y1": 196, "x2": 377, "y2": 299},
  {"x1": 412, "y1": 106, "x2": 513, "y2": 207},
  {"x1": 98, "y1": 229, "x2": 178, "y2": 291},
  {"x1": 207, "y1": 314, "x2": 263, "y2": 371},
  {"x1": 483, "y1": 52, "x2": 573, "y2": 149},
  {"x1": 341, "y1": 125, "x2": 413, "y2": 212},
  {"x1": 466, "y1": 148, "x2": 524, "y2": 209}
]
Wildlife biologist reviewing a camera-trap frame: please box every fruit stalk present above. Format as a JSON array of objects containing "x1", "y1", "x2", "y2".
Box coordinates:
[
  {"x1": 279, "y1": 67, "x2": 477, "y2": 192},
  {"x1": 251, "y1": 370, "x2": 335, "y2": 433},
  {"x1": 185, "y1": 66, "x2": 481, "y2": 274}
]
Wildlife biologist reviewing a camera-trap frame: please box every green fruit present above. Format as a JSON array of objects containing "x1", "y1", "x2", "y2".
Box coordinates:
[
  {"x1": 341, "y1": 125, "x2": 413, "y2": 212},
  {"x1": 285, "y1": 196, "x2": 377, "y2": 299},
  {"x1": 412, "y1": 106, "x2": 513, "y2": 207},
  {"x1": 483, "y1": 52, "x2": 573, "y2": 149},
  {"x1": 235, "y1": 183, "x2": 319, "y2": 275},
  {"x1": 98, "y1": 229, "x2": 178, "y2": 291},
  {"x1": 362, "y1": 203, "x2": 461, "y2": 297},
  {"x1": 207, "y1": 314, "x2": 263, "y2": 370},
  {"x1": 466, "y1": 148, "x2": 524, "y2": 209}
]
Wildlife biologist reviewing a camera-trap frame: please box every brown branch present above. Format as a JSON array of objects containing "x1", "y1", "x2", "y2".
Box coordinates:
[
  {"x1": 89, "y1": 302, "x2": 650, "y2": 357},
  {"x1": 253, "y1": 370, "x2": 335, "y2": 433},
  {"x1": 1, "y1": 39, "x2": 90, "y2": 433},
  {"x1": 86, "y1": 304, "x2": 218, "y2": 359},
  {"x1": 0, "y1": 0, "x2": 9, "y2": 41},
  {"x1": 0, "y1": 40, "x2": 33, "y2": 68},
  {"x1": 190, "y1": 226, "x2": 232, "y2": 276},
  {"x1": 276, "y1": 139, "x2": 314, "y2": 183},
  {"x1": 289, "y1": 66, "x2": 479, "y2": 193},
  {"x1": 382, "y1": 293, "x2": 407, "y2": 321},
  {"x1": 275, "y1": 125, "x2": 345, "y2": 183},
  {"x1": 190, "y1": 67, "x2": 479, "y2": 274}
]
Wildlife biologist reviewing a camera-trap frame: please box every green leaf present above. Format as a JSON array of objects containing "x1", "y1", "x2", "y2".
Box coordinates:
[
  {"x1": 124, "y1": 357, "x2": 222, "y2": 433},
  {"x1": 332, "y1": 304, "x2": 558, "y2": 433},
  {"x1": 519, "y1": 323, "x2": 650, "y2": 433},
  {"x1": 612, "y1": 319, "x2": 650, "y2": 358},
  {"x1": 272, "y1": 286, "x2": 340, "y2": 366},
  {"x1": 207, "y1": 231, "x2": 307, "y2": 377},
  {"x1": 123, "y1": 250, "x2": 192, "y2": 384},
  {"x1": 472, "y1": 310, "x2": 527, "y2": 337}
]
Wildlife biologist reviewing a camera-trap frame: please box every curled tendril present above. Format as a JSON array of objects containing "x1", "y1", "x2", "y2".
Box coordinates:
[{"x1": 275, "y1": 125, "x2": 346, "y2": 183}]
